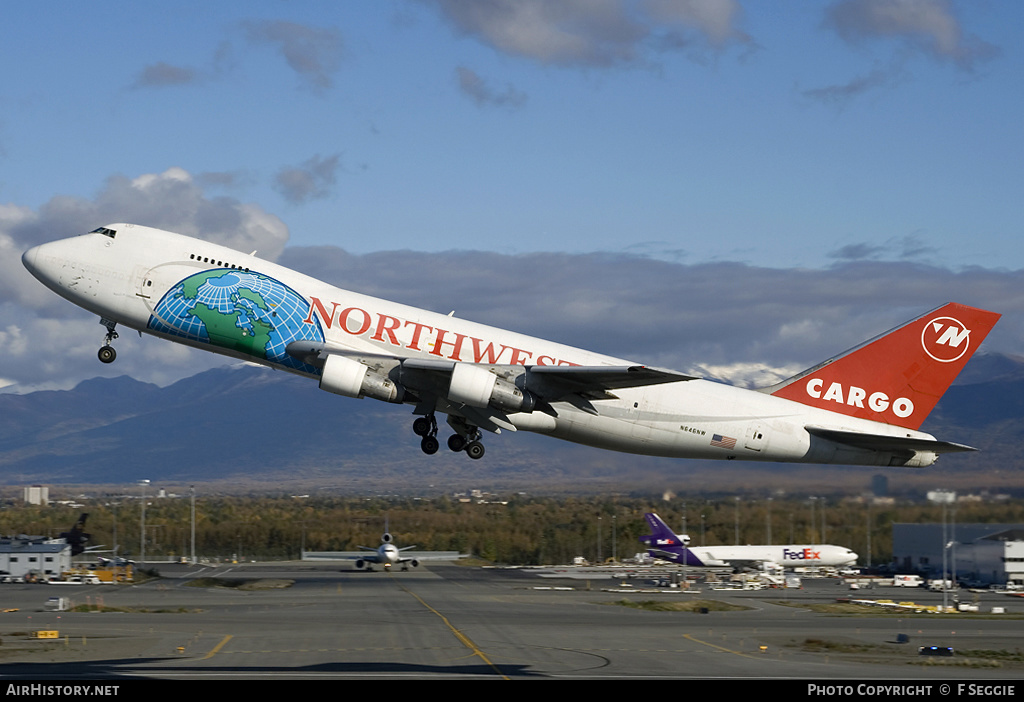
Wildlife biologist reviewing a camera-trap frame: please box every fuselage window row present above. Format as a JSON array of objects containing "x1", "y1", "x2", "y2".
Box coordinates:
[{"x1": 188, "y1": 253, "x2": 249, "y2": 273}]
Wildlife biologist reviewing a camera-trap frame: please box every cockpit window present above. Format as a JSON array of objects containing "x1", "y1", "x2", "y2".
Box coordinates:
[{"x1": 90, "y1": 227, "x2": 117, "y2": 238}]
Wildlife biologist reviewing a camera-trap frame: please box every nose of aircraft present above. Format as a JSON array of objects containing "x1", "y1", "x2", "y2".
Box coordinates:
[
  {"x1": 21, "y1": 243, "x2": 42, "y2": 278},
  {"x1": 21, "y1": 240, "x2": 67, "y2": 292}
]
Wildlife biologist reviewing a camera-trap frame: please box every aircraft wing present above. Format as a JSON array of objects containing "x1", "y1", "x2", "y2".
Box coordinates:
[
  {"x1": 805, "y1": 426, "x2": 977, "y2": 455},
  {"x1": 398, "y1": 551, "x2": 457, "y2": 562},
  {"x1": 525, "y1": 365, "x2": 698, "y2": 401},
  {"x1": 647, "y1": 547, "x2": 685, "y2": 562},
  {"x1": 302, "y1": 550, "x2": 385, "y2": 563},
  {"x1": 304, "y1": 550, "x2": 464, "y2": 561},
  {"x1": 285, "y1": 341, "x2": 697, "y2": 427}
]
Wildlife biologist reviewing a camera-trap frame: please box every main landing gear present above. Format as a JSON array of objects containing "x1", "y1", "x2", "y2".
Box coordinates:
[
  {"x1": 413, "y1": 413, "x2": 485, "y2": 459},
  {"x1": 98, "y1": 319, "x2": 119, "y2": 364}
]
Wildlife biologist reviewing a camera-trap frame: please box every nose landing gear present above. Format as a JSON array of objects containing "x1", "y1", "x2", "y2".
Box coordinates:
[{"x1": 98, "y1": 319, "x2": 119, "y2": 364}]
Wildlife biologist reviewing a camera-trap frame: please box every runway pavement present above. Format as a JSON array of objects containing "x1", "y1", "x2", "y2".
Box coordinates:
[{"x1": 0, "y1": 562, "x2": 1022, "y2": 680}]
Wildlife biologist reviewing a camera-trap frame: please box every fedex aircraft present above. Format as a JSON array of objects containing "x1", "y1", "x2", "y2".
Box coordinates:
[
  {"x1": 21, "y1": 223, "x2": 999, "y2": 464},
  {"x1": 641, "y1": 513, "x2": 858, "y2": 568}
]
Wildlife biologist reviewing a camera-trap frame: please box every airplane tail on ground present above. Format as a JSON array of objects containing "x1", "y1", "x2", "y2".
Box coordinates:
[
  {"x1": 767, "y1": 302, "x2": 1001, "y2": 430},
  {"x1": 643, "y1": 513, "x2": 680, "y2": 545},
  {"x1": 641, "y1": 513, "x2": 704, "y2": 566},
  {"x1": 60, "y1": 513, "x2": 91, "y2": 556}
]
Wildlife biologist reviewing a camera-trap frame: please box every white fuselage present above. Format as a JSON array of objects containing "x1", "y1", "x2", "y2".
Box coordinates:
[
  {"x1": 22, "y1": 224, "x2": 943, "y2": 466},
  {"x1": 687, "y1": 544, "x2": 858, "y2": 568}
]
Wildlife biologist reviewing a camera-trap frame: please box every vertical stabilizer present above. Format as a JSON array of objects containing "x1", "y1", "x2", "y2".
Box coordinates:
[{"x1": 768, "y1": 303, "x2": 1000, "y2": 430}]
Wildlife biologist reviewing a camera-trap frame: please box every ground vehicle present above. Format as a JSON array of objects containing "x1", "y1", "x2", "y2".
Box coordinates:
[{"x1": 893, "y1": 574, "x2": 924, "y2": 587}]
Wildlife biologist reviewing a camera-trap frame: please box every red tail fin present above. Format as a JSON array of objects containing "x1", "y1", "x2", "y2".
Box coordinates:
[{"x1": 770, "y1": 303, "x2": 1000, "y2": 430}]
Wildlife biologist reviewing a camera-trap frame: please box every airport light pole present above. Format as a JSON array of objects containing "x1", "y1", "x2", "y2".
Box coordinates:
[
  {"x1": 190, "y1": 485, "x2": 196, "y2": 566},
  {"x1": 681, "y1": 507, "x2": 689, "y2": 591},
  {"x1": 612, "y1": 514, "x2": 617, "y2": 564},
  {"x1": 809, "y1": 496, "x2": 817, "y2": 544},
  {"x1": 139, "y1": 479, "x2": 149, "y2": 566},
  {"x1": 820, "y1": 497, "x2": 827, "y2": 544},
  {"x1": 734, "y1": 497, "x2": 740, "y2": 545},
  {"x1": 866, "y1": 501, "x2": 872, "y2": 568},
  {"x1": 929, "y1": 490, "x2": 956, "y2": 611}
]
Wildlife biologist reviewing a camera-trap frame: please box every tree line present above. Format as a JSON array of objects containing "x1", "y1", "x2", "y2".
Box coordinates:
[{"x1": 2, "y1": 493, "x2": 1022, "y2": 567}]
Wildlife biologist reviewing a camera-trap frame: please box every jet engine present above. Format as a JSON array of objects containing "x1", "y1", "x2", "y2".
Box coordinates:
[
  {"x1": 319, "y1": 354, "x2": 404, "y2": 403},
  {"x1": 447, "y1": 363, "x2": 535, "y2": 413}
]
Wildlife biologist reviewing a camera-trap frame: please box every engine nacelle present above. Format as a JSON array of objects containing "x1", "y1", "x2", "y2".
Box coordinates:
[
  {"x1": 319, "y1": 354, "x2": 404, "y2": 403},
  {"x1": 447, "y1": 363, "x2": 535, "y2": 413},
  {"x1": 382, "y1": 532, "x2": 393, "y2": 543},
  {"x1": 354, "y1": 559, "x2": 366, "y2": 570},
  {"x1": 902, "y1": 451, "x2": 938, "y2": 468},
  {"x1": 409, "y1": 559, "x2": 420, "y2": 569}
]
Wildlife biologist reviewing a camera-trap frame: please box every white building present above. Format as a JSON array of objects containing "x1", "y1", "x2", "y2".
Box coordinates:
[
  {"x1": 0, "y1": 537, "x2": 71, "y2": 580},
  {"x1": 892, "y1": 523, "x2": 1024, "y2": 586},
  {"x1": 23, "y1": 485, "x2": 48, "y2": 505}
]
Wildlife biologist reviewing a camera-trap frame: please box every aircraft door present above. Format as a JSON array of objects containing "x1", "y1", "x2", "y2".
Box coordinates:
[
  {"x1": 744, "y1": 424, "x2": 768, "y2": 452},
  {"x1": 629, "y1": 393, "x2": 652, "y2": 443}
]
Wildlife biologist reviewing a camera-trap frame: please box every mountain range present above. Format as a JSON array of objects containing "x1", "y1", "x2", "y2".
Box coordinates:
[{"x1": 1, "y1": 353, "x2": 1021, "y2": 493}]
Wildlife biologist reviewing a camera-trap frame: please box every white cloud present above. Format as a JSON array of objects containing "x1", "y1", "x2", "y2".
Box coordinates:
[
  {"x1": 242, "y1": 20, "x2": 345, "y2": 91},
  {"x1": 823, "y1": 0, "x2": 999, "y2": 70},
  {"x1": 429, "y1": 0, "x2": 750, "y2": 67},
  {"x1": 273, "y1": 154, "x2": 342, "y2": 205},
  {"x1": 456, "y1": 66, "x2": 527, "y2": 109}
]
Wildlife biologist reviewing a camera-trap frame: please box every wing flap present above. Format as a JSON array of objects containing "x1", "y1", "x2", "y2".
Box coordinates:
[{"x1": 526, "y1": 365, "x2": 697, "y2": 402}]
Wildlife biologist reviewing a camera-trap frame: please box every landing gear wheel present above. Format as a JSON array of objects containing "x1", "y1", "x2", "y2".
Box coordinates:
[
  {"x1": 420, "y1": 436, "x2": 440, "y2": 455},
  {"x1": 98, "y1": 319, "x2": 119, "y2": 364},
  {"x1": 465, "y1": 441, "x2": 485, "y2": 460},
  {"x1": 447, "y1": 434, "x2": 467, "y2": 452},
  {"x1": 413, "y1": 417, "x2": 432, "y2": 436}
]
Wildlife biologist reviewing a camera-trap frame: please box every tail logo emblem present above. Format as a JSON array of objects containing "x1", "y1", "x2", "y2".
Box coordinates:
[{"x1": 922, "y1": 316, "x2": 971, "y2": 363}]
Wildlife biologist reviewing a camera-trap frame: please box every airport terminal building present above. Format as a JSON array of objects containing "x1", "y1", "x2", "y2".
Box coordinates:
[{"x1": 892, "y1": 523, "x2": 1024, "y2": 586}]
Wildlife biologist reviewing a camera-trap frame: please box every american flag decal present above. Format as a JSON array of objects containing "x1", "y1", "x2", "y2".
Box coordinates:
[{"x1": 710, "y1": 433, "x2": 736, "y2": 450}]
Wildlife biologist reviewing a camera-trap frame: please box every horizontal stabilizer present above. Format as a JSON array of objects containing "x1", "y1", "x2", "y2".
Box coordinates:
[
  {"x1": 805, "y1": 426, "x2": 977, "y2": 454},
  {"x1": 648, "y1": 548, "x2": 686, "y2": 562}
]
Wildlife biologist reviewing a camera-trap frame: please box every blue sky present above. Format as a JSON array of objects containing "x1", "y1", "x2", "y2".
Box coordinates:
[{"x1": 2, "y1": 1, "x2": 1023, "y2": 391}]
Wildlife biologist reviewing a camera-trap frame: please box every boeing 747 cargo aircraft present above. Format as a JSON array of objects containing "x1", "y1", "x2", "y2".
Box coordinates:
[{"x1": 22, "y1": 223, "x2": 999, "y2": 465}]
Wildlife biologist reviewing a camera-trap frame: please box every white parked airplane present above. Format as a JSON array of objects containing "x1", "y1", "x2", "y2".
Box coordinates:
[
  {"x1": 303, "y1": 518, "x2": 453, "y2": 571},
  {"x1": 22, "y1": 223, "x2": 999, "y2": 465},
  {"x1": 353, "y1": 530, "x2": 420, "y2": 572},
  {"x1": 641, "y1": 513, "x2": 857, "y2": 568}
]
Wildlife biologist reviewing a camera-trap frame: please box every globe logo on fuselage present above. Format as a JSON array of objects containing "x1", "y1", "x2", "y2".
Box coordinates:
[{"x1": 148, "y1": 269, "x2": 324, "y2": 373}]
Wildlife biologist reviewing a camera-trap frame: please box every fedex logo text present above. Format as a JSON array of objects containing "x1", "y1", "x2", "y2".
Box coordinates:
[
  {"x1": 805, "y1": 379, "x2": 915, "y2": 419},
  {"x1": 783, "y1": 548, "x2": 821, "y2": 560}
]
